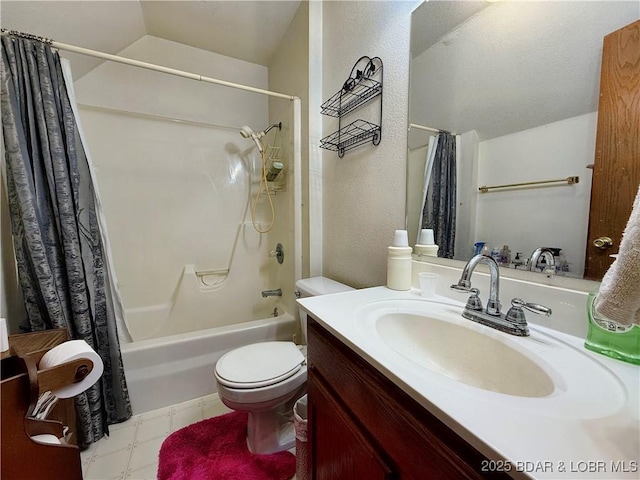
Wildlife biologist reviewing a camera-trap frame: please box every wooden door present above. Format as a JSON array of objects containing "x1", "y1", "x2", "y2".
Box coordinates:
[{"x1": 585, "y1": 19, "x2": 640, "y2": 280}]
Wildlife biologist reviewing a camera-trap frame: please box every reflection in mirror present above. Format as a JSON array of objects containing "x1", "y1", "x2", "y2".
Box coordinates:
[{"x1": 407, "y1": 1, "x2": 639, "y2": 279}]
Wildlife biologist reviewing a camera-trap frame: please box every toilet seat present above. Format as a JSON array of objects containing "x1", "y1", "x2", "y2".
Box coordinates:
[{"x1": 215, "y1": 341, "x2": 305, "y2": 389}]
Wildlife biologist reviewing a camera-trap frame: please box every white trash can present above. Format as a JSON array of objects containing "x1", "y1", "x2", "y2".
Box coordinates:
[{"x1": 293, "y1": 394, "x2": 308, "y2": 480}]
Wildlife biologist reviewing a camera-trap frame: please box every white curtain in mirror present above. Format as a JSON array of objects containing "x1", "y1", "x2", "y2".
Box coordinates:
[{"x1": 417, "y1": 135, "x2": 438, "y2": 244}]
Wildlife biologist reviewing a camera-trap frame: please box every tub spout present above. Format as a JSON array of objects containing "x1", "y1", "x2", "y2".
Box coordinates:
[{"x1": 262, "y1": 289, "x2": 282, "y2": 297}]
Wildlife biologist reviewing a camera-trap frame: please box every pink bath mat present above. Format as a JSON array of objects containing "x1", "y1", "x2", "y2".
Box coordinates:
[{"x1": 157, "y1": 411, "x2": 296, "y2": 480}]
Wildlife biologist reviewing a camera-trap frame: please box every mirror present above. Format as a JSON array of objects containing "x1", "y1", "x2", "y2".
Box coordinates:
[{"x1": 407, "y1": 1, "x2": 638, "y2": 279}]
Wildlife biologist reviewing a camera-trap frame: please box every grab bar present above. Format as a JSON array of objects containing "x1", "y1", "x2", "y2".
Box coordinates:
[{"x1": 195, "y1": 269, "x2": 229, "y2": 277}]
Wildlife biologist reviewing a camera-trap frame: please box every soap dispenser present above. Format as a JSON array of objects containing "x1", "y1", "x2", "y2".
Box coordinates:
[{"x1": 387, "y1": 230, "x2": 412, "y2": 291}]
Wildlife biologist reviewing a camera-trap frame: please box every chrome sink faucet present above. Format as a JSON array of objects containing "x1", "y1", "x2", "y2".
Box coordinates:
[
  {"x1": 529, "y1": 248, "x2": 556, "y2": 274},
  {"x1": 451, "y1": 254, "x2": 552, "y2": 336},
  {"x1": 451, "y1": 254, "x2": 502, "y2": 316}
]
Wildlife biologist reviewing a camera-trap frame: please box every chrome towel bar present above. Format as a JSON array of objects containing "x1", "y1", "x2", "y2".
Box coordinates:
[{"x1": 479, "y1": 176, "x2": 579, "y2": 193}]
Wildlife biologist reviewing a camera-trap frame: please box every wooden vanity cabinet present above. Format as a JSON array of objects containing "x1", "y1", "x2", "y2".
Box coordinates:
[{"x1": 307, "y1": 317, "x2": 510, "y2": 480}]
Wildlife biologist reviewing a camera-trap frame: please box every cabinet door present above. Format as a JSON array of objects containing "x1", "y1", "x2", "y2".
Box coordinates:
[
  {"x1": 308, "y1": 318, "x2": 510, "y2": 480},
  {"x1": 309, "y1": 370, "x2": 394, "y2": 480}
]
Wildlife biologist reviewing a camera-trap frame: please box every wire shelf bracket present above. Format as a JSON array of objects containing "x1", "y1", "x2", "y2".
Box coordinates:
[{"x1": 320, "y1": 56, "x2": 383, "y2": 158}]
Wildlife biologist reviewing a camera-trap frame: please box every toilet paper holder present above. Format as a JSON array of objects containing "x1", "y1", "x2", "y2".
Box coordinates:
[
  {"x1": 15, "y1": 344, "x2": 95, "y2": 442},
  {"x1": 2, "y1": 330, "x2": 93, "y2": 480},
  {"x1": 16, "y1": 345, "x2": 95, "y2": 407}
]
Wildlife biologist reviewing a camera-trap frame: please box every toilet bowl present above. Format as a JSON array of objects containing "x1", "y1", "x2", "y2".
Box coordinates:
[{"x1": 214, "y1": 276, "x2": 354, "y2": 454}]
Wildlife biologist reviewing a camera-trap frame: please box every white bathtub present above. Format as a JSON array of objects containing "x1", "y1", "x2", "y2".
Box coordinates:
[{"x1": 120, "y1": 313, "x2": 298, "y2": 414}]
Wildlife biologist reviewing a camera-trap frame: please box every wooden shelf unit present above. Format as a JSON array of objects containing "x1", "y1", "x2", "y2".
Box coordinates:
[{"x1": 1, "y1": 329, "x2": 84, "y2": 480}]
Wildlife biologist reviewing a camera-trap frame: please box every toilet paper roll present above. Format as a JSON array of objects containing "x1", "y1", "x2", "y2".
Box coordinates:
[
  {"x1": 38, "y1": 340, "x2": 104, "y2": 398},
  {"x1": 31, "y1": 434, "x2": 62, "y2": 445}
]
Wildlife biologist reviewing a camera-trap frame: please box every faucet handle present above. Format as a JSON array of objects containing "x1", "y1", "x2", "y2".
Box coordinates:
[
  {"x1": 450, "y1": 283, "x2": 472, "y2": 293},
  {"x1": 506, "y1": 298, "x2": 552, "y2": 325},
  {"x1": 465, "y1": 288, "x2": 483, "y2": 312},
  {"x1": 516, "y1": 298, "x2": 552, "y2": 316},
  {"x1": 450, "y1": 284, "x2": 483, "y2": 311}
]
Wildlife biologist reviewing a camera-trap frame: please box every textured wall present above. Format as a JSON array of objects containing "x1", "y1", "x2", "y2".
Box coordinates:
[
  {"x1": 321, "y1": 1, "x2": 418, "y2": 288},
  {"x1": 268, "y1": 1, "x2": 309, "y2": 319}
]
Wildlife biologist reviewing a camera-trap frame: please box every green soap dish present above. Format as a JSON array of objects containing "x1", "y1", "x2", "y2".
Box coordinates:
[{"x1": 585, "y1": 292, "x2": 640, "y2": 365}]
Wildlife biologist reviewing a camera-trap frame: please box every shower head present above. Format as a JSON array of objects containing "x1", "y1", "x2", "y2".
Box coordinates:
[
  {"x1": 239, "y1": 125, "x2": 262, "y2": 152},
  {"x1": 240, "y1": 125, "x2": 255, "y2": 139},
  {"x1": 239, "y1": 122, "x2": 282, "y2": 153}
]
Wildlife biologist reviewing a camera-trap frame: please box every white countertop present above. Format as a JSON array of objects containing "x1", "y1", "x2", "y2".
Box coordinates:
[{"x1": 298, "y1": 286, "x2": 640, "y2": 479}]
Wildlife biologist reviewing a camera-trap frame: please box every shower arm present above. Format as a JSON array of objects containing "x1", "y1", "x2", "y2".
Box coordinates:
[
  {"x1": 260, "y1": 122, "x2": 282, "y2": 138},
  {"x1": 252, "y1": 122, "x2": 282, "y2": 143}
]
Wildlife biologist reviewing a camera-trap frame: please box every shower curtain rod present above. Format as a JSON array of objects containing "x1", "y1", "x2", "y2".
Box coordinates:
[
  {"x1": 408, "y1": 123, "x2": 455, "y2": 135},
  {"x1": 0, "y1": 29, "x2": 296, "y2": 101}
]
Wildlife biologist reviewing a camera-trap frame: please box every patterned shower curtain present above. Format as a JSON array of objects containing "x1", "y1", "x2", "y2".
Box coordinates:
[
  {"x1": 1, "y1": 35, "x2": 131, "y2": 446},
  {"x1": 421, "y1": 132, "x2": 457, "y2": 258}
]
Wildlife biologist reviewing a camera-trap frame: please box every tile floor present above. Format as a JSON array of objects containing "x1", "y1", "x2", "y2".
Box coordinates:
[{"x1": 81, "y1": 393, "x2": 235, "y2": 479}]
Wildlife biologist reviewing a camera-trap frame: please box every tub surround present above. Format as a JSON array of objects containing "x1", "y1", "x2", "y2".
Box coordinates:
[
  {"x1": 74, "y1": 36, "x2": 282, "y2": 343},
  {"x1": 298, "y1": 278, "x2": 639, "y2": 478}
]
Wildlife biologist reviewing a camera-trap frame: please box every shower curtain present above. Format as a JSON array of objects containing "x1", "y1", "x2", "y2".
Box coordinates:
[
  {"x1": 421, "y1": 132, "x2": 457, "y2": 258},
  {"x1": 1, "y1": 35, "x2": 131, "y2": 446}
]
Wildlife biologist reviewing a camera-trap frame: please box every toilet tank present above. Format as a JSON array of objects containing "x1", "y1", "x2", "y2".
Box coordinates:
[{"x1": 295, "y1": 276, "x2": 354, "y2": 343}]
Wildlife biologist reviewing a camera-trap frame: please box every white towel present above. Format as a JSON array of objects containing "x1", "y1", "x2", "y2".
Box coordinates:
[{"x1": 594, "y1": 185, "x2": 640, "y2": 326}]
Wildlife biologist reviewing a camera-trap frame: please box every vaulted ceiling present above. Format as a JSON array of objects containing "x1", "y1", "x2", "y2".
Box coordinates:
[{"x1": 1, "y1": 1, "x2": 302, "y2": 78}]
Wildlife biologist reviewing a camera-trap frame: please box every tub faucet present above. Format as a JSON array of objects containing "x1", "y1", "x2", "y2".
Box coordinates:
[
  {"x1": 450, "y1": 254, "x2": 551, "y2": 336},
  {"x1": 261, "y1": 289, "x2": 282, "y2": 298},
  {"x1": 529, "y1": 248, "x2": 556, "y2": 274}
]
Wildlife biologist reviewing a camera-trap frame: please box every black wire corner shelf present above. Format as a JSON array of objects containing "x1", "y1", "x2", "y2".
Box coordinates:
[
  {"x1": 320, "y1": 56, "x2": 383, "y2": 158},
  {"x1": 320, "y1": 120, "x2": 381, "y2": 158}
]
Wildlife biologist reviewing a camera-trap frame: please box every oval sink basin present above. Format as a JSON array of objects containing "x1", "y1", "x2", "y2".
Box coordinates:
[
  {"x1": 375, "y1": 310, "x2": 554, "y2": 397},
  {"x1": 356, "y1": 299, "x2": 628, "y2": 415}
]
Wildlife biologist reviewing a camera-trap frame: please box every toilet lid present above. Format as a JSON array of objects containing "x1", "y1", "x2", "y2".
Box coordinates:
[{"x1": 215, "y1": 341, "x2": 305, "y2": 389}]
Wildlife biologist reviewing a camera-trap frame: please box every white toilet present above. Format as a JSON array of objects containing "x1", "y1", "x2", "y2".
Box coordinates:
[{"x1": 214, "y1": 276, "x2": 354, "y2": 454}]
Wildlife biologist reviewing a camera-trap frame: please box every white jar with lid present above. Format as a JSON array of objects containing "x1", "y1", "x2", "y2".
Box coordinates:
[
  {"x1": 414, "y1": 228, "x2": 439, "y2": 257},
  {"x1": 387, "y1": 230, "x2": 412, "y2": 291}
]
